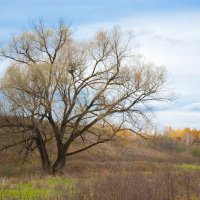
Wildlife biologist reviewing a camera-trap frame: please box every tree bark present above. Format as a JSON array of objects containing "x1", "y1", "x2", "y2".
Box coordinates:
[
  {"x1": 52, "y1": 150, "x2": 66, "y2": 174},
  {"x1": 33, "y1": 129, "x2": 52, "y2": 174}
]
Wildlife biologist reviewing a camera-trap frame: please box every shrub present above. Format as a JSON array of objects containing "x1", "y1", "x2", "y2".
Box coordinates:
[
  {"x1": 191, "y1": 147, "x2": 200, "y2": 158},
  {"x1": 150, "y1": 135, "x2": 186, "y2": 152}
]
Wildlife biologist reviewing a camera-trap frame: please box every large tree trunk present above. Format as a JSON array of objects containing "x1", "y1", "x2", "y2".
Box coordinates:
[
  {"x1": 52, "y1": 149, "x2": 66, "y2": 174},
  {"x1": 33, "y1": 128, "x2": 67, "y2": 175}
]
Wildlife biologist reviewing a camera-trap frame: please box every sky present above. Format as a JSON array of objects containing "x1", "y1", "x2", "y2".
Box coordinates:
[{"x1": 0, "y1": 0, "x2": 200, "y2": 129}]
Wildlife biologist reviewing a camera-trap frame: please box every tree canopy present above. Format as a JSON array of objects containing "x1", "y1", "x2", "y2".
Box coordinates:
[{"x1": 0, "y1": 20, "x2": 172, "y2": 174}]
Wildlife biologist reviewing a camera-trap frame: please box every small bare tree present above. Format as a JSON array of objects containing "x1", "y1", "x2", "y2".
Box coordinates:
[{"x1": 0, "y1": 20, "x2": 171, "y2": 174}]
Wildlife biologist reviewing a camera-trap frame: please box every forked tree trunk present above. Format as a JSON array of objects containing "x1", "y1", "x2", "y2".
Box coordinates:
[
  {"x1": 34, "y1": 129, "x2": 68, "y2": 175},
  {"x1": 38, "y1": 145, "x2": 66, "y2": 175}
]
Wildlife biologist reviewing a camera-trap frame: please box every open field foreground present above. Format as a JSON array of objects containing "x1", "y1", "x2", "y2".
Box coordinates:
[{"x1": 1, "y1": 135, "x2": 200, "y2": 200}]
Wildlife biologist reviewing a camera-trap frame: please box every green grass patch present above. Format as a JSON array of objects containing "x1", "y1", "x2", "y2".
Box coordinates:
[
  {"x1": 0, "y1": 187, "x2": 51, "y2": 199},
  {"x1": 0, "y1": 177, "x2": 77, "y2": 199},
  {"x1": 177, "y1": 164, "x2": 200, "y2": 171}
]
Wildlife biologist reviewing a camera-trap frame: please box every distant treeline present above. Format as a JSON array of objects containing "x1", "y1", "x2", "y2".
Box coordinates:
[{"x1": 164, "y1": 127, "x2": 200, "y2": 145}]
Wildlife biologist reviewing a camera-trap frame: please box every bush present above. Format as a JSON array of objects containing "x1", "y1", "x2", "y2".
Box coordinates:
[
  {"x1": 150, "y1": 135, "x2": 186, "y2": 152},
  {"x1": 191, "y1": 147, "x2": 200, "y2": 158}
]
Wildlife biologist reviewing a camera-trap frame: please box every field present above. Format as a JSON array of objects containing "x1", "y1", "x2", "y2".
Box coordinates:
[{"x1": 1, "y1": 135, "x2": 200, "y2": 200}]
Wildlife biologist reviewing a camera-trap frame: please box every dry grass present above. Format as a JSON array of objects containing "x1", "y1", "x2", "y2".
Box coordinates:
[
  {"x1": 71, "y1": 168, "x2": 200, "y2": 200},
  {"x1": 1, "y1": 165, "x2": 199, "y2": 200},
  {"x1": 1, "y1": 134, "x2": 200, "y2": 199}
]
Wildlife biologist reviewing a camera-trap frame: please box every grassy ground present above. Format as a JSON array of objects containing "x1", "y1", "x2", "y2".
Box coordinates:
[
  {"x1": 1, "y1": 164, "x2": 200, "y2": 200},
  {"x1": 1, "y1": 135, "x2": 200, "y2": 199},
  {"x1": 0, "y1": 177, "x2": 76, "y2": 199},
  {"x1": 177, "y1": 163, "x2": 200, "y2": 171}
]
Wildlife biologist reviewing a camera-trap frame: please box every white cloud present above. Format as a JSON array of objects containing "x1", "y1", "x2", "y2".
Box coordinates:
[
  {"x1": 154, "y1": 110, "x2": 200, "y2": 129},
  {"x1": 153, "y1": 102, "x2": 200, "y2": 129},
  {"x1": 76, "y1": 11, "x2": 200, "y2": 128},
  {"x1": 181, "y1": 103, "x2": 200, "y2": 112}
]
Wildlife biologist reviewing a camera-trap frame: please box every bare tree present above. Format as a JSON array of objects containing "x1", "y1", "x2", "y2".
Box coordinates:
[{"x1": 0, "y1": 20, "x2": 172, "y2": 174}]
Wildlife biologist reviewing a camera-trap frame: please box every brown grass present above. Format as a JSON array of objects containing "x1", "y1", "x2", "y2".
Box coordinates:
[{"x1": 1, "y1": 134, "x2": 200, "y2": 199}]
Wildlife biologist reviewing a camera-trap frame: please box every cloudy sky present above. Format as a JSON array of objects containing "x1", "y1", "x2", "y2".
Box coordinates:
[{"x1": 0, "y1": 0, "x2": 200, "y2": 129}]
